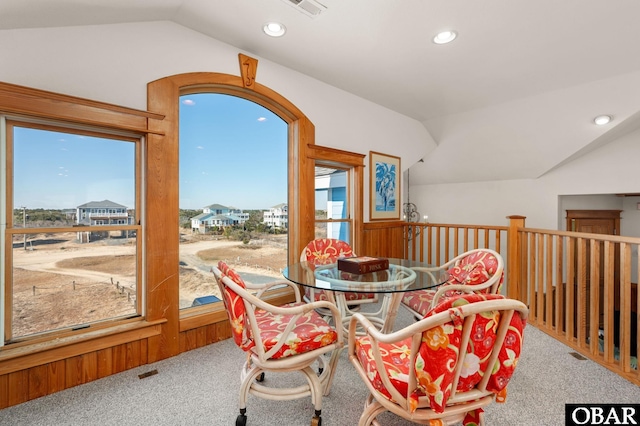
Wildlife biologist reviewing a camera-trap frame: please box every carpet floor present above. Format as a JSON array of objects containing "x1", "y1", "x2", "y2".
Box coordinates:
[{"x1": 2, "y1": 308, "x2": 639, "y2": 425}]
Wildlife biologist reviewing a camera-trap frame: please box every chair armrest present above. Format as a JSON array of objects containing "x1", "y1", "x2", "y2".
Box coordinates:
[
  {"x1": 347, "y1": 312, "x2": 427, "y2": 352},
  {"x1": 251, "y1": 297, "x2": 343, "y2": 360},
  {"x1": 430, "y1": 283, "x2": 477, "y2": 308},
  {"x1": 254, "y1": 279, "x2": 302, "y2": 301}
]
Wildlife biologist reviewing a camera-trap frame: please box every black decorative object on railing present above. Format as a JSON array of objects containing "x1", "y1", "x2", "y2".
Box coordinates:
[
  {"x1": 403, "y1": 202, "x2": 420, "y2": 223},
  {"x1": 403, "y1": 164, "x2": 422, "y2": 241},
  {"x1": 403, "y1": 202, "x2": 421, "y2": 240}
]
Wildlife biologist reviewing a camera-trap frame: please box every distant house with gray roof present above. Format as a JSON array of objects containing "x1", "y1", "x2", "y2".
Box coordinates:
[
  {"x1": 191, "y1": 203, "x2": 249, "y2": 234},
  {"x1": 75, "y1": 200, "x2": 133, "y2": 242},
  {"x1": 76, "y1": 200, "x2": 132, "y2": 226}
]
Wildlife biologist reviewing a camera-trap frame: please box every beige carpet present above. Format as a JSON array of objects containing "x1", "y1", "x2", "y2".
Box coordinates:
[{"x1": 2, "y1": 309, "x2": 639, "y2": 425}]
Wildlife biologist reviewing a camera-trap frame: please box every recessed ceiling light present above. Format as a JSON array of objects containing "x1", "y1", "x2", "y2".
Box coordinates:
[
  {"x1": 263, "y1": 22, "x2": 286, "y2": 37},
  {"x1": 594, "y1": 115, "x2": 612, "y2": 125},
  {"x1": 433, "y1": 30, "x2": 457, "y2": 44}
]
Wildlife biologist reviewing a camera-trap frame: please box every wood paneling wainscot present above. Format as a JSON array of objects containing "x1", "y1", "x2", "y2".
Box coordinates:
[{"x1": 363, "y1": 221, "x2": 406, "y2": 258}]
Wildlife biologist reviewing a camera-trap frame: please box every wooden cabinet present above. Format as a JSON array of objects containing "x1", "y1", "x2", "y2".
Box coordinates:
[{"x1": 566, "y1": 209, "x2": 621, "y2": 236}]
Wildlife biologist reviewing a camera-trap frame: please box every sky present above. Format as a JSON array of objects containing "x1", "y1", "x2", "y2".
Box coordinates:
[
  {"x1": 13, "y1": 127, "x2": 135, "y2": 210},
  {"x1": 11, "y1": 93, "x2": 288, "y2": 211},
  {"x1": 179, "y1": 93, "x2": 287, "y2": 210}
]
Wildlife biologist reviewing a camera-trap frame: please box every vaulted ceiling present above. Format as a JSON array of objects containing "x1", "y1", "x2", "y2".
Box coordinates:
[{"x1": 3, "y1": 0, "x2": 639, "y2": 185}]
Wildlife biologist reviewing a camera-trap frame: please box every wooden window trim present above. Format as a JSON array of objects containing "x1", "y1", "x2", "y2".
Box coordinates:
[
  {"x1": 2, "y1": 82, "x2": 154, "y2": 344},
  {"x1": 307, "y1": 144, "x2": 365, "y2": 252},
  {"x1": 146, "y1": 71, "x2": 316, "y2": 357},
  {"x1": 0, "y1": 81, "x2": 163, "y2": 134},
  {"x1": 0, "y1": 318, "x2": 166, "y2": 376}
]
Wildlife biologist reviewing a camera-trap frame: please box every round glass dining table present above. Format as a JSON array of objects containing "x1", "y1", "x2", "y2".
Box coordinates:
[{"x1": 283, "y1": 258, "x2": 448, "y2": 334}]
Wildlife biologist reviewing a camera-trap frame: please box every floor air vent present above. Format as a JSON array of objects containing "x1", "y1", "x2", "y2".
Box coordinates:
[
  {"x1": 569, "y1": 352, "x2": 587, "y2": 360},
  {"x1": 282, "y1": 0, "x2": 327, "y2": 18}
]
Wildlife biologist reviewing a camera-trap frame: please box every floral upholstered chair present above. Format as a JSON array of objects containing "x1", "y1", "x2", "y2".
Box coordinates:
[
  {"x1": 401, "y1": 248, "x2": 504, "y2": 320},
  {"x1": 348, "y1": 292, "x2": 528, "y2": 426},
  {"x1": 300, "y1": 238, "x2": 378, "y2": 314},
  {"x1": 212, "y1": 261, "x2": 344, "y2": 426}
]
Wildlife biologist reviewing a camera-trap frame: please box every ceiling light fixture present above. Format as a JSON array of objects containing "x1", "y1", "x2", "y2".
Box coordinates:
[
  {"x1": 594, "y1": 115, "x2": 612, "y2": 125},
  {"x1": 433, "y1": 30, "x2": 457, "y2": 44},
  {"x1": 263, "y1": 22, "x2": 286, "y2": 37}
]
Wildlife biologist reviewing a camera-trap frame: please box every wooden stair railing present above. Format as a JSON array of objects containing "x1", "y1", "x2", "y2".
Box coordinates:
[{"x1": 364, "y1": 216, "x2": 639, "y2": 385}]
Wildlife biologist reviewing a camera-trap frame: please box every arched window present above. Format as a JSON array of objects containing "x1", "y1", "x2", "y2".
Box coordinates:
[
  {"x1": 177, "y1": 93, "x2": 287, "y2": 308},
  {"x1": 146, "y1": 70, "x2": 317, "y2": 328}
]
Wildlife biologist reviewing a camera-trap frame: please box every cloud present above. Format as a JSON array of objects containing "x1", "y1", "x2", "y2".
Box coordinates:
[
  {"x1": 257, "y1": 117, "x2": 267, "y2": 122},
  {"x1": 182, "y1": 99, "x2": 195, "y2": 106}
]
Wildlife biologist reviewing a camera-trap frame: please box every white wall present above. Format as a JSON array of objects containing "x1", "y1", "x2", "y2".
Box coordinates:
[
  {"x1": 0, "y1": 21, "x2": 434, "y2": 221},
  {"x1": 4, "y1": 20, "x2": 636, "y2": 229},
  {"x1": 412, "y1": 125, "x2": 640, "y2": 231},
  {"x1": 621, "y1": 197, "x2": 640, "y2": 238}
]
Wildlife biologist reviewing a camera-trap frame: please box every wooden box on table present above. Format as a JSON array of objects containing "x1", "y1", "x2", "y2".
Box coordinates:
[{"x1": 337, "y1": 256, "x2": 389, "y2": 274}]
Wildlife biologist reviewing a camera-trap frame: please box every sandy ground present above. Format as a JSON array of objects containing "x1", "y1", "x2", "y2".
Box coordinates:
[
  {"x1": 10, "y1": 232, "x2": 287, "y2": 338},
  {"x1": 178, "y1": 235, "x2": 287, "y2": 307}
]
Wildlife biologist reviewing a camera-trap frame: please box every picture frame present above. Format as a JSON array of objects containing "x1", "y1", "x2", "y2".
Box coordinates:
[{"x1": 369, "y1": 151, "x2": 401, "y2": 220}]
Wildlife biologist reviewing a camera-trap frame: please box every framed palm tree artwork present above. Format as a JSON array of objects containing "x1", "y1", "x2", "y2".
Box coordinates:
[{"x1": 369, "y1": 151, "x2": 401, "y2": 220}]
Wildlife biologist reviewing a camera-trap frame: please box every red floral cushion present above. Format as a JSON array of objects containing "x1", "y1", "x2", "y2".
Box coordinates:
[
  {"x1": 354, "y1": 335, "x2": 420, "y2": 402},
  {"x1": 301, "y1": 238, "x2": 354, "y2": 265},
  {"x1": 217, "y1": 261, "x2": 254, "y2": 350},
  {"x1": 486, "y1": 307, "x2": 526, "y2": 394},
  {"x1": 401, "y1": 289, "x2": 436, "y2": 316},
  {"x1": 305, "y1": 288, "x2": 331, "y2": 302},
  {"x1": 219, "y1": 261, "x2": 338, "y2": 359},
  {"x1": 414, "y1": 293, "x2": 526, "y2": 413},
  {"x1": 447, "y1": 251, "x2": 502, "y2": 292},
  {"x1": 302, "y1": 239, "x2": 375, "y2": 302},
  {"x1": 355, "y1": 329, "x2": 488, "y2": 426},
  {"x1": 254, "y1": 301, "x2": 339, "y2": 359}
]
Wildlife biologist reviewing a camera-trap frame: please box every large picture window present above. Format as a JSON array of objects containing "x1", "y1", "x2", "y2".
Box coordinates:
[
  {"x1": 3, "y1": 120, "x2": 142, "y2": 343},
  {"x1": 178, "y1": 93, "x2": 288, "y2": 308}
]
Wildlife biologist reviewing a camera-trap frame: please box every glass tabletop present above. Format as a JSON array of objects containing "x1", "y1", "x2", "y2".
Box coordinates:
[{"x1": 283, "y1": 258, "x2": 448, "y2": 293}]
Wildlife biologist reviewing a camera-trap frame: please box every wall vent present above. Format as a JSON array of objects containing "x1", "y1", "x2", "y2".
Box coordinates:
[{"x1": 282, "y1": 0, "x2": 327, "y2": 18}]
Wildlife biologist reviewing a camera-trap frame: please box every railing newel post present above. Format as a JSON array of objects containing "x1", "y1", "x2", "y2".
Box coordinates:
[{"x1": 507, "y1": 215, "x2": 526, "y2": 301}]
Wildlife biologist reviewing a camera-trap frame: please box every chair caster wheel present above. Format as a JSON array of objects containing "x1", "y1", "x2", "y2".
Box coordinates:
[
  {"x1": 256, "y1": 372, "x2": 265, "y2": 382},
  {"x1": 236, "y1": 414, "x2": 247, "y2": 426},
  {"x1": 311, "y1": 415, "x2": 322, "y2": 426}
]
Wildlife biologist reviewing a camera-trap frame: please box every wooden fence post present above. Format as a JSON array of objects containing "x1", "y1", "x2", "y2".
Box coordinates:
[{"x1": 506, "y1": 215, "x2": 526, "y2": 301}]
